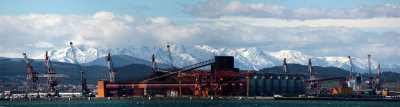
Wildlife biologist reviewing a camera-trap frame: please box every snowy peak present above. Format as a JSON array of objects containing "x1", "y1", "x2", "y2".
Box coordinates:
[
  {"x1": 33, "y1": 44, "x2": 398, "y2": 73},
  {"x1": 33, "y1": 45, "x2": 102, "y2": 64},
  {"x1": 267, "y1": 50, "x2": 311, "y2": 64}
]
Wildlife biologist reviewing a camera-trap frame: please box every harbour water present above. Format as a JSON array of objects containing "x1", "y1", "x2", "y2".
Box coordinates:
[{"x1": 1, "y1": 99, "x2": 400, "y2": 107}]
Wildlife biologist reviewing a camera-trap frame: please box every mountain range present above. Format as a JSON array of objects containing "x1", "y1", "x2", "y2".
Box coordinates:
[{"x1": 32, "y1": 43, "x2": 399, "y2": 73}]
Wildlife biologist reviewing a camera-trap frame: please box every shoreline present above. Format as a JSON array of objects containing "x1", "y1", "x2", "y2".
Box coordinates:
[{"x1": 2, "y1": 96, "x2": 400, "y2": 102}]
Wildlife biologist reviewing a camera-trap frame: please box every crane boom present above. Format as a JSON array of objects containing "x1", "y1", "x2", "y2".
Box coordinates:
[
  {"x1": 167, "y1": 45, "x2": 175, "y2": 69},
  {"x1": 44, "y1": 51, "x2": 70, "y2": 97},
  {"x1": 69, "y1": 42, "x2": 89, "y2": 96},
  {"x1": 348, "y1": 56, "x2": 356, "y2": 80},
  {"x1": 45, "y1": 51, "x2": 58, "y2": 96},
  {"x1": 22, "y1": 53, "x2": 40, "y2": 98}
]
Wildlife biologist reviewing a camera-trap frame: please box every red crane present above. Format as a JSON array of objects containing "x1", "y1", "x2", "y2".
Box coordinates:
[
  {"x1": 22, "y1": 53, "x2": 40, "y2": 98},
  {"x1": 44, "y1": 51, "x2": 69, "y2": 97}
]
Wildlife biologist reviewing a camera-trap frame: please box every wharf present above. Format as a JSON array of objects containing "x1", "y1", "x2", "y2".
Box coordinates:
[{"x1": 1, "y1": 96, "x2": 400, "y2": 101}]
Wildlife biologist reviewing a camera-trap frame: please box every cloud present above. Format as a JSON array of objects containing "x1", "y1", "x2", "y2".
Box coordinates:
[
  {"x1": 179, "y1": 17, "x2": 400, "y2": 28},
  {"x1": 27, "y1": 41, "x2": 56, "y2": 48},
  {"x1": 184, "y1": 0, "x2": 400, "y2": 19},
  {"x1": 0, "y1": 11, "x2": 399, "y2": 65}
]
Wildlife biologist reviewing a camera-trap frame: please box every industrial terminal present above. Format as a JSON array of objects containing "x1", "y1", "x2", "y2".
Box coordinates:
[{"x1": 2, "y1": 42, "x2": 399, "y2": 101}]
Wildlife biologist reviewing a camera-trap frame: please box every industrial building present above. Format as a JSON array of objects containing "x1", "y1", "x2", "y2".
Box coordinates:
[
  {"x1": 98, "y1": 55, "x2": 307, "y2": 97},
  {"x1": 249, "y1": 74, "x2": 305, "y2": 96}
]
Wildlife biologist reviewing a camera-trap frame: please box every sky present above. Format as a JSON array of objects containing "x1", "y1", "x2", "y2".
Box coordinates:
[{"x1": 0, "y1": 0, "x2": 399, "y2": 65}]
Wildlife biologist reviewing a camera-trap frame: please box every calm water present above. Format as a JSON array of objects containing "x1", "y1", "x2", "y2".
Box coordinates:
[{"x1": 1, "y1": 99, "x2": 400, "y2": 107}]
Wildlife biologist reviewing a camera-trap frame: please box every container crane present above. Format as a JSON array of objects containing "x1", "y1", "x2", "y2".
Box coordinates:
[
  {"x1": 22, "y1": 53, "x2": 40, "y2": 98},
  {"x1": 106, "y1": 53, "x2": 116, "y2": 82},
  {"x1": 69, "y1": 42, "x2": 90, "y2": 97}
]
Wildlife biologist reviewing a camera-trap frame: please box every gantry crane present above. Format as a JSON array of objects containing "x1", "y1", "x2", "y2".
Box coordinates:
[
  {"x1": 23, "y1": 53, "x2": 40, "y2": 98},
  {"x1": 44, "y1": 51, "x2": 69, "y2": 97},
  {"x1": 69, "y1": 42, "x2": 90, "y2": 97},
  {"x1": 106, "y1": 53, "x2": 116, "y2": 82}
]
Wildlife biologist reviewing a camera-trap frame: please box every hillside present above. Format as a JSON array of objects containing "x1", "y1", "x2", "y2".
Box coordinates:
[
  {"x1": 259, "y1": 64, "x2": 400, "y2": 82},
  {"x1": 1, "y1": 59, "x2": 399, "y2": 86},
  {"x1": 0, "y1": 59, "x2": 152, "y2": 85},
  {"x1": 259, "y1": 64, "x2": 350, "y2": 79}
]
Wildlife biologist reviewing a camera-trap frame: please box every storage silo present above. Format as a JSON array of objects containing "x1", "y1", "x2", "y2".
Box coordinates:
[
  {"x1": 264, "y1": 76, "x2": 272, "y2": 96},
  {"x1": 272, "y1": 76, "x2": 281, "y2": 95},
  {"x1": 257, "y1": 76, "x2": 265, "y2": 96},
  {"x1": 249, "y1": 77, "x2": 257, "y2": 96},
  {"x1": 280, "y1": 76, "x2": 288, "y2": 95},
  {"x1": 288, "y1": 77, "x2": 296, "y2": 95},
  {"x1": 295, "y1": 78, "x2": 305, "y2": 94}
]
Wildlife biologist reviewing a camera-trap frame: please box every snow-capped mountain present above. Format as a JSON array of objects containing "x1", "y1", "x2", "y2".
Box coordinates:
[{"x1": 33, "y1": 43, "x2": 399, "y2": 73}]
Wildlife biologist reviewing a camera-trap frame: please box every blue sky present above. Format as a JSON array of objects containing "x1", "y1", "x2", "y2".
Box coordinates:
[
  {"x1": 0, "y1": 0, "x2": 399, "y2": 65},
  {"x1": 1, "y1": 0, "x2": 399, "y2": 17}
]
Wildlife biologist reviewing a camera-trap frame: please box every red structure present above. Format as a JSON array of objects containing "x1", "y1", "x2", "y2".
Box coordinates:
[
  {"x1": 22, "y1": 53, "x2": 40, "y2": 98},
  {"x1": 98, "y1": 56, "x2": 249, "y2": 97}
]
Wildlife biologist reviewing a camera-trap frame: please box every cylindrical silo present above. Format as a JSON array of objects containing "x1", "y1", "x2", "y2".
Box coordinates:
[
  {"x1": 272, "y1": 76, "x2": 280, "y2": 95},
  {"x1": 280, "y1": 76, "x2": 288, "y2": 95},
  {"x1": 295, "y1": 78, "x2": 305, "y2": 94},
  {"x1": 265, "y1": 76, "x2": 272, "y2": 96},
  {"x1": 257, "y1": 76, "x2": 265, "y2": 96},
  {"x1": 288, "y1": 77, "x2": 295, "y2": 95},
  {"x1": 250, "y1": 77, "x2": 257, "y2": 96}
]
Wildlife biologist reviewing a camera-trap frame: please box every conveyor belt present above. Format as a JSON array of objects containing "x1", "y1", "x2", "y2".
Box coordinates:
[{"x1": 143, "y1": 59, "x2": 215, "y2": 81}]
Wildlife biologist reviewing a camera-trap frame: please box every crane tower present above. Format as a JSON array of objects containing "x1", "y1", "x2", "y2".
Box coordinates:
[{"x1": 69, "y1": 42, "x2": 90, "y2": 97}]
